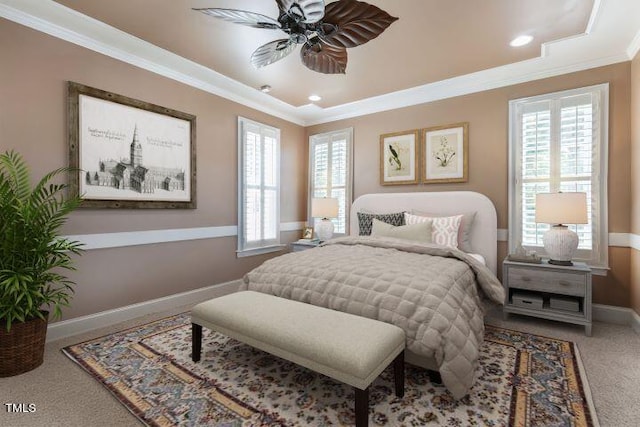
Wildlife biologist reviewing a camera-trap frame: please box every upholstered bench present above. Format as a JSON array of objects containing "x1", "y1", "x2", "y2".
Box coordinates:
[{"x1": 191, "y1": 291, "x2": 405, "y2": 427}]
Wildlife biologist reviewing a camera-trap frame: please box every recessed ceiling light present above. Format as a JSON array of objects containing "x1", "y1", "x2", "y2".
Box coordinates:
[
  {"x1": 510, "y1": 35, "x2": 533, "y2": 47},
  {"x1": 260, "y1": 85, "x2": 271, "y2": 93},
  {"x1": 308, "y1": 94, "x2": 322, "y2": 102}
]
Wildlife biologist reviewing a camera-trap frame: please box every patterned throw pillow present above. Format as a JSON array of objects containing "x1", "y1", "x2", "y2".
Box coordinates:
[
  {"x1": 412, "y1": 210, "x2": 476, "y2": 252},
  {"x1": 357, "y1": 211, "x2": 405, "y2": 235},
  {"x1": 405, "y1": 212, "x2": 463, "y2": 248}
]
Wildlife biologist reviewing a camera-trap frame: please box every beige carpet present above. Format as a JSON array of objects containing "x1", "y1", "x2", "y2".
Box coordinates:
[{"x1": 1, "y1": 290, "x2": 639, "y2": 426}]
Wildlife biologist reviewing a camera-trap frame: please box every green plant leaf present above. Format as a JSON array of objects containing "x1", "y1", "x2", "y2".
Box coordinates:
[{"x1": 0, "y1": 150, "x2": 84, "y2": 331}]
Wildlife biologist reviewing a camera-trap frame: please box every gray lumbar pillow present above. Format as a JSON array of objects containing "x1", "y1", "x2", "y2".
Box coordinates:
[{"x1": 371, "y1": 218, "x2": 433, "y2": 243}]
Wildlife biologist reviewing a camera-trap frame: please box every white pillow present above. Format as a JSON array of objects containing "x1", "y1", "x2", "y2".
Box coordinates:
[
  {"x1": 412, "y1": 210, "x2": 476, "y2": 252},
  {"x1": 404, "y1": 212, "x2": 462, "y2": 248},
  {"x1": 371, "y1": 218, "x2": 433, "y2": 243}
]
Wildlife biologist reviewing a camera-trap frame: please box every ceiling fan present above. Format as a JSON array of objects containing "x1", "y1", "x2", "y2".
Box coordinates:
[{"x1": 194, "y1": 0, "x2": 398, "y2": 74}]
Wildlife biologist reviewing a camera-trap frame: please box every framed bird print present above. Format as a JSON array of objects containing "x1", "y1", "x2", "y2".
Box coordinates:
[
  {"x1": 422, "y1": 122, "x2": 468, "y2": 184},
  {"x1": 380, "y1": 130, "x2": 419, "y2": 185}
]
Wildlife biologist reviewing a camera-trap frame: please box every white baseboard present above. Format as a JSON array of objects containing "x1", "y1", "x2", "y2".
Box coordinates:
[
  {"x1": 632, "y1": 310, "x2": 640, "y2": 334},
  {"x1": 592, "y1": 303, "x2": 639, "y2": 329},
  {"x1": 48, "y1": 287, "x2": 640, "y2": 342},
  {"x1": 47, "y1": 279, "x2": 243, "y2": 342}
]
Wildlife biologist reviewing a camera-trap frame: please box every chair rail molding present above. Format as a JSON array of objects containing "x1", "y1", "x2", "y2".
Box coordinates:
[{"x1": 65, "y1": 222, "x2": 305, "y2": 250}]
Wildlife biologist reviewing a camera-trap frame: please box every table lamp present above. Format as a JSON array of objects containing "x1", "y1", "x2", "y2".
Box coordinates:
[
  {"x1": 535, "y1": 192, "x2": 588, "y2": 266},
  {"x1": 311, "y1": 197, "x2": 339, "y2": 241}
]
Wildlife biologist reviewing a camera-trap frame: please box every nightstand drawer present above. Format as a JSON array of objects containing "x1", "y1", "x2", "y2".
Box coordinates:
[{"x1": 507, "y1": 267, "x2": 586, "y2": 296}]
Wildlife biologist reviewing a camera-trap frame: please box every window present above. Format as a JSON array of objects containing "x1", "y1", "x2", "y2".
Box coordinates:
[
  {"x1": 508, "y1": 84, "x2": 609, "y2": 270},
  {"x1": 309, "y1": 128, "x2": 353, "y2": 235},
  {"x1": 237, "y1": 117, "x2": 282, "y2": 256}
]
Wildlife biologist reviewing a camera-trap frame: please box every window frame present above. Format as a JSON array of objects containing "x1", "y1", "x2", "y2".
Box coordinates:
[
  {"x1": 237, "y1": 116, "x2": 284, "y2": 257},
  {"x1": 308, "y1": 128, "x2": 354, "y2": 236},
  {"x1": 508, "y1": 83, "x2": 609, "y2": 273}
]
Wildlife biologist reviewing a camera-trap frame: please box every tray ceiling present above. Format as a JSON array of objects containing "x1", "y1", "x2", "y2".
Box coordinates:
[
  {"x1": 53, "y1": 0, "x2": 594, "y2": 108},
  {"x1": 1, "y1": 0, "x2": 639, "y2": 125}
]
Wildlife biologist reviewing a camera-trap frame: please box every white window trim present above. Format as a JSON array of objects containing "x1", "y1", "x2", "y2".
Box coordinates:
[
  {"x1": 237, "y1": 116, "x2": 283, "y2": 257},
  {"x1": 508, "y1": 83, "x2": 609, "y2": 272},
  {"x1": 236, "y1": 244, "x2": 286, "y2": 258},
  {"x1": 308, "y1": 128, "x2": 354, "y2": 235}
]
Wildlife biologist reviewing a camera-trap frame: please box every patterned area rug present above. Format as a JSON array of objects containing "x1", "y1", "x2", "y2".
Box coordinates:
[{"x1": 62, "y1": 314, "x2": 598, "y2": 426}]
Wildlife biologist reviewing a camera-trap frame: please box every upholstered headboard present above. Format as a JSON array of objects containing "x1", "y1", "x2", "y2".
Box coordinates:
[{"x1": 350, "y1": 191, "x2": 498, "y2": 274}]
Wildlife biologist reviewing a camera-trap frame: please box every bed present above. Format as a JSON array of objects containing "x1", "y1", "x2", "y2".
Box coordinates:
[{"x1": 243, "y1": 191, "x2": 504, "y2": 398}]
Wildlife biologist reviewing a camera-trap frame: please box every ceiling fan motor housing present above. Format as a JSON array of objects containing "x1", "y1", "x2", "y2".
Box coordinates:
[{"x1": 196, "y1": 0, "x2": 398, "y2": 74}]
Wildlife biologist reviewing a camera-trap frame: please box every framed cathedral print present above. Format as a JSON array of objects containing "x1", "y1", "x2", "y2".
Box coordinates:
[{"x1": 68, "y1": 82, "x2": 197, "y2": 208}]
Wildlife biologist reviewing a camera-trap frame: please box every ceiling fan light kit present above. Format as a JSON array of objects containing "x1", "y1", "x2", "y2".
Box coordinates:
[{"x1": 195, "y1": 0, "x2": 398, "y2": 74}]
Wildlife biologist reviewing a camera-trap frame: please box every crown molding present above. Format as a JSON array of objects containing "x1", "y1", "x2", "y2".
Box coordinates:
[
  {"x1": 585, "y1": 0, "x2": 602, "y2": 35},
  {"x1": 627, "y1": 29, "x2": 640, "y2": 59},
  {"x1": 1, "y1": 0, "x2": 639, "y2": 126},
  {"x1": 0, "y1": 0, "x2": 305, "y2": 125},
  {"x1": 302, "y1": 52, "x2": 629, "y2": 125}
]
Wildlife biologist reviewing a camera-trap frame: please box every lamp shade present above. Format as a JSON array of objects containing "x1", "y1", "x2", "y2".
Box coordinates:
[
  {"x1": 535, "y1": 192, "x2": 588, "y2": 225},
  {"x1": 311, "y1": 197, "x2": 339, "y2": 218}
]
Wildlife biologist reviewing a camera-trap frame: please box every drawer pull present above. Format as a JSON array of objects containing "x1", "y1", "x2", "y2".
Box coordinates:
[
  {"x1": 520, "y1": 276, "x2": 531, "y2": 282},
  {"x1": 558, "y1": 280, "x2": 571, "y2": 286}
]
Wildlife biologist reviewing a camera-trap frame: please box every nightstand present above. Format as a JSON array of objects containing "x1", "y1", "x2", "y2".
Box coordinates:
[
  {"x1": 502, "y1": 259, "x2": 592, "y2": 336},
  {"x1": 290, "y1": 240, "x2": 320, "y2": 252}
]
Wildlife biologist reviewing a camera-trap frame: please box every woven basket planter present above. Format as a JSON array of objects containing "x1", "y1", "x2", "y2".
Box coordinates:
[{"x1": 0, "y1": 314, "x2": 48, "y2": 377}]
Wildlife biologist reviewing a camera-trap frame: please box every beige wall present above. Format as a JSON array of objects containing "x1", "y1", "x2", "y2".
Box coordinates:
[
  {"x1": 2, "y1": 17, "x2": 636, "y2": 318},
  {"x1": 631, "y1": 51, "x2": 640, "y2": 316},
  {"x1": 307, "y1": 62, "x2": 632, "y2": 307},
  {"x1": 0, "y1": 20, "x2": 307, "y2": 321}
]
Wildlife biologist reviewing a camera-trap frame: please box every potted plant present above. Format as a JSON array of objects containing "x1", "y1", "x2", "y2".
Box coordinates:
[{"x1": 0, "y1": 150, "x2": 83, "y2": 377}]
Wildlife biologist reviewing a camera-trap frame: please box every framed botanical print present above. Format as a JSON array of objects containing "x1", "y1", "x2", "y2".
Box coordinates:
[
  {"x1": 422, "y1": 122, "x2": 468, "y2": 183},
  {"x1": 379, "y1": 129, "x2": 419, "y2": 185}
]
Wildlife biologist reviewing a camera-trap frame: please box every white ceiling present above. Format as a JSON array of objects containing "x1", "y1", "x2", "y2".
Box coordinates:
[{"x1": 1, "y1": 0, "x2": 639, "y2": 126}]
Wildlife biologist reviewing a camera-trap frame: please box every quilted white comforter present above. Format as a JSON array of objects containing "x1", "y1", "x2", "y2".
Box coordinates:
[{"x1": 243, "y1": 236, "x2": 505, "y2": 398}]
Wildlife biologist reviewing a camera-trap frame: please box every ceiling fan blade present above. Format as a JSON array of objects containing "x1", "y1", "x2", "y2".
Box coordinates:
[
  {"x1": 276, "y1": 0, "x2": 325, "y2": 23},
  {"x1": 194, "y1": 8, "x2": 281, "y2": 29},
  {"x1": 320, "y1": 0, "x2": 398, "y2": 48},
  {"x1": 300, "y1": 41, "x2": 347, "y2": 74},
  {"x1": 251, "y1": 38, "x2": 296, "y2": 69}
]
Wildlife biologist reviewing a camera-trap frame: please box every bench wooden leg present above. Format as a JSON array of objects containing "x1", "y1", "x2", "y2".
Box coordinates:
[
  {"x1": 393, "y1": 350, "x2": 404, "y2": 398},
  {"x1": 354, "y1": 386, "x2": 369, "y2": 427},
  {"x1": 427, "y1": 369, "x2": 442, "y2": 384},
  {"x1": 191, "y1": 323, "x2": 202, "y2": 362}
]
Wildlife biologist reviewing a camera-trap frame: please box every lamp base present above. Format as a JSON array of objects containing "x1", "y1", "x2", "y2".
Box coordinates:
[
  {"x1": 543, "y1": 225, "x2": 579, "y2": 265},
  {"x1": 548, "y1": 259, "x2": 574, "y2": 266},
  {"x1": 315, "y1": 218, "x2": 334, "y2": 242}
]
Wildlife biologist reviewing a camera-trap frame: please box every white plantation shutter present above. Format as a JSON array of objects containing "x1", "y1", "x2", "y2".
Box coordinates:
[
  {"x1": 509, "y1": 84, "x2": 609, "y2": 269},
  {"x1": 238, "y1": 117, "x2": 281, "y2": 255},
  {"x1": 309, "y1": 128, "x2": 353, "y2": 234}
]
